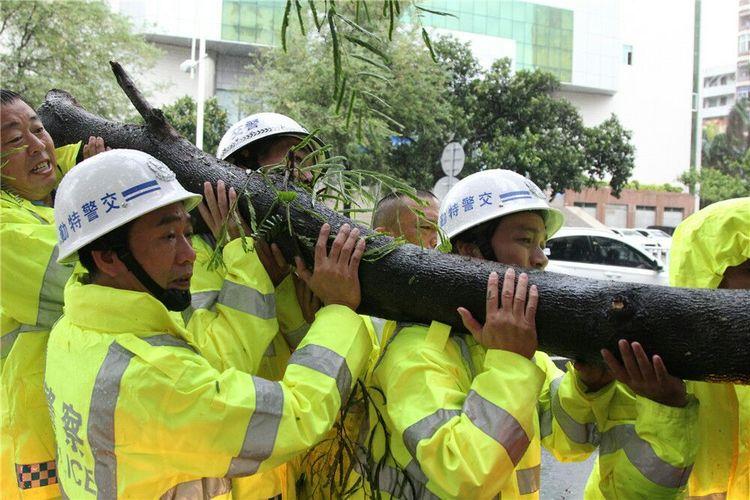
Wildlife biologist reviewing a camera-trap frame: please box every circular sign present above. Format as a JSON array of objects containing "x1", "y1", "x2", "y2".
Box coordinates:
[
  {"x1": 440, "y1": 142, "x2": 465, "y2": 177},
  {"x1": 433, "y1": 175, "x2": 459, "y2": 201}
]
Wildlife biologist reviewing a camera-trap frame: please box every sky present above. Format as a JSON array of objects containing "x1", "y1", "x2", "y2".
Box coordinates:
[{"x1": 701, "y1": 0, "x2": 739, "y2": 72}]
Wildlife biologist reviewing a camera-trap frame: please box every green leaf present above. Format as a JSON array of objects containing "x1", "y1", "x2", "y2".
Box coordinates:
[
  {"x1": 281, "y1": 0, "x2": 293, "y2": 52},
  {"x1": 308, "y1": 0, "x2": 322, "y2": 30},
  {"x1": 421, "y1": 27, "x2": 437, "y2": 62},
  {"x1": 360, "y1": 89, "x2": 392, "y2": 109},
  {"x1": 345, "y1": 90, "x2": 357, "y2": 129},
  {"x1": 369, "y1": 108, "x2": 404, "y2": 131},
  {"x1": 356, "y1": 71, "x2": 392, "y2": 85},
  {"x1": 277, "y1": 191, "x2": 298, "y2": 203},
  {"x1": 388, "y1": 0, "x2": 395, "y2": 41},
  {"x1": 334, "y1": 13, "x2": 383, "y2": 43},
  {"x1": 343, "y1": 34, "x2": 390, "y2": 63},
  {"x1": 328, "y1": 7, "x2": 342, "y2": 97},
  {"x1": 414, "y1": 5, "x2": 458, "y2": 18},
  {"x1": 350, "y1": 53, "x2": 392, "y2": 73},
  {"x1": 294, "y1": 0, "x2": 306, "y2": 36}
]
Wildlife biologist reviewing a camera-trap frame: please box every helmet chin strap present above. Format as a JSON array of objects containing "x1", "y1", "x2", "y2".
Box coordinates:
[{"x1": 115, "y1": 247, "x2": 192, "y2": 312}]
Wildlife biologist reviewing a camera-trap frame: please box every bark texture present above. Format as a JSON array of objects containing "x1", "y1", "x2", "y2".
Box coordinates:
[{"x1": 37, "y1": 62, "x2": 750, "y2": 383}]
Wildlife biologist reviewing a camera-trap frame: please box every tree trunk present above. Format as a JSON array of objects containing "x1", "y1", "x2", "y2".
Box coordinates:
[{"x1": 37, "y1": 62, "x2": 750, "y2": 383}]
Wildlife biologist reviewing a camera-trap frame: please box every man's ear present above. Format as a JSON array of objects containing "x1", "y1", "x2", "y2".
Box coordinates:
[
  {"x1": 92, "y1": 249, "x2": 125, "y2": 278},
  {"x1": 454, "y1": 240, "x2": 483, "y2": 259}
]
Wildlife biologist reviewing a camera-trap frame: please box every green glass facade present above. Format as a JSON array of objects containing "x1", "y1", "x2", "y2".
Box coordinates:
[
  {"x1": 221, "y1": 0, "x2": 286, "y2": 46},
  {"x1": 220, "y1": 0, "x2": 573, "y2": 82},
  {"x1": 419, "y1": 0, "x2": 573, "y2": 82}
]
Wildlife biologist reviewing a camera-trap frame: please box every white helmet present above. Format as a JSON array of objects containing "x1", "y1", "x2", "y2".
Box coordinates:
[
  {"x1": 55, "y1": 149, "x2": 202, "y2": 263},
  {"x1": 216, "y1": 112, "x2": 323, "y2": 161},
  {"x1": 439, "y1": 169, "x2": 564, "y2": 240}
]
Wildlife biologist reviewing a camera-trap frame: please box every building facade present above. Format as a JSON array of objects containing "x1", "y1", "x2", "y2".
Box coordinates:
[
  {"x1": 110, "y1": 0, "x2": 697, "y2": 187},
  {"x1": 702, "y1": 65, "x2": 736, "y2": 131},
  {"x1": 562, "y1": 187, "x2": 695, "y2": 228}
]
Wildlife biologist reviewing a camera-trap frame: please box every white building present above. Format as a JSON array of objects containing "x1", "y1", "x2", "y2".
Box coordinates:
[
  {"x1": 110, "y1": 0, "x2": 698, "y2": 184},
  {"x1": 702, "y1": 65, "x2": 736, "y2": 131}
]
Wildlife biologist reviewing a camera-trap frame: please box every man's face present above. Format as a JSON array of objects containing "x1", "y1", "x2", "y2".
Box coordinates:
[
  {"x1": 489, "y1": 211, "x2": 549, "y2": 269},
  {"x1": 719, "y1": 259, "x2": 750, "y2": 289},
  {"x1": 0, "y1": 99, "x2": 58, "y2": 201},
  {"x1": 393, "y1": 197, "x2": 439, "y2": 248},
  {"x1": 126, "y1": 203, "x2": 196, "y2": 292},
  {"x1": 234, "y1": 136, "x2": 314, "y2": 184}
]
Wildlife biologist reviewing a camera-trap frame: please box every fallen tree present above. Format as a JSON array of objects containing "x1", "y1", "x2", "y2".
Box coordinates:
[{"x1": 37, "y1": 62, "x2": 750, "y2": 383}]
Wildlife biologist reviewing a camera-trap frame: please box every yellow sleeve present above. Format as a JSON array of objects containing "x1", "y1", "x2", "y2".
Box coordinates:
[
  {"x1": 54, "y1": 141, "x2": 82, "y2": 179},
  {"x1": 183, "y1": 237, "x2": 279, "y2": 374},
  {"x1": 120, "y1": 304, "x2": 372, "y2": 477},
  {"x1": 374, "y1": 323, "x2": 545, "y2": 498}
]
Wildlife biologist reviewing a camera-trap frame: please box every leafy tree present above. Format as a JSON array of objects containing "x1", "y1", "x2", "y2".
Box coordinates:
[
  {"x1": 434, "y1": 36, "x2": 635, "y2": 195},
  {"x1": 0, "y1": 0, "x2": 158, "y2": 118},
  {"x1": 684, "y1": 100, "x2": 750, "y2": 205},
  {"x1": 161, "y1": 96, "x2": 229, "y2": 156}
]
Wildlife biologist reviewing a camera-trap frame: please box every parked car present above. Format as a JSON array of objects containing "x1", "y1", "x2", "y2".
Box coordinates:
[
  {"x1": 610, "y1": 227, "x2": 665, "y2": 261},
  {"x1": 546, "y1": 227, "x2": 669, "y2": 286},
  {"x1": 635, "y1": 228, "x2": 672, "y2": 252}
]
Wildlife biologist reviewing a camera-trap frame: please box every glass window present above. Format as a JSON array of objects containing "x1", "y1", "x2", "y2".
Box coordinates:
[
  {"x1": 605, "y1": 203, "x2": 628, "y2": 227},
  {"x1": 739, "y1": 34, "x2": 750, "y2": 54},
  {"x1": 663, "y1": 207, "x2": 684, "y2": 227},
  {"x1": 590, "y1": 237, "x2": 655, "y2": 269},
  {"x1": 547, "y1": 236, "x2": 593, "y2": 263},
  {"x1": 635, "y1": 205, "x2": 656, "y2": 227}
]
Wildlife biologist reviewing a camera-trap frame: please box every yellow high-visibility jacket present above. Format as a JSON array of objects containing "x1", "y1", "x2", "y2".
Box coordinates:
[
  {"x1": 368, "y1": 320, "x2": 698, "y2": 499},
  {"x1": 1, "y1": 143, "x2": 80, "y2": 500},
  {"x1": 669, "y1": 197, "x2": 750, "y2": 499},
  {"x1": 44, "y1": 247, "x2": 372, "y2": 498},
  {"x1": 559, "y1": 366, "x2": 698, "y2": 498},
  {"x1": 187, "y1": 235, "x2": 309, "y2": 498},
  {"x1": 188, "y1": 235, "x2": 382, "y2": 498}
]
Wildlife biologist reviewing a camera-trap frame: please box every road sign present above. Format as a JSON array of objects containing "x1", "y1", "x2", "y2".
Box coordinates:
[
  {"x1": 433, "y1": 175, "x2": 459, "y2": 201},
  {"x1": 440, "y1": 142, "x2": 465, "y2": 177}
]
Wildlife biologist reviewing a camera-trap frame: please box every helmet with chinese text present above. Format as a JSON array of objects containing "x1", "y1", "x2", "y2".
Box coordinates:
[
  {"x1": 54, "y1": 149, "x2": 201, "y2": 264},
  {"x1": 439, "y1": 169, "x2": 564, "y2": 241},
  {"x1": 216, "y1": 112, "x2": 324, "y2": 161}
]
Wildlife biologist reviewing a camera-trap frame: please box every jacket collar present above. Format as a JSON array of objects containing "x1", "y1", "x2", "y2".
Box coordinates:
[
  {"x1": 64, "y1": 278, "x2": 187, "y2": 339},
  {"x1": 1, "y1": 190, "x2": 55, "y2": 224}
]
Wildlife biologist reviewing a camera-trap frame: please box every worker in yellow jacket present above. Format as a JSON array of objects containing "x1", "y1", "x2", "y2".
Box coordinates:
[
  {"x1": 0, "y1": 89, "x2": 106, "y2": 499},
  {"x1": 44, "y1": 149, "x2": 372, "y2": 498},
  {"x1": 367, "y1": 169, "x2": 697, "y2": 499},
  {"x1": 669, "y1": 197, "x2": 749, "y2": 499}
]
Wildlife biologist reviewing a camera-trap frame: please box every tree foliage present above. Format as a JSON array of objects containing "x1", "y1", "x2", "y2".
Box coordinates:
[
  {"x1": 249, "y1": 25, "x2": 635, "y2": 194},
  {"x1": 0, "y1": 0, "x2": 158, "y2": 118},
  {"x1": 683, "y1": 100, "x2": 750, "y2": 206},
  {"x1": 161, "y1": 96, "x2": 229, "y2": 156}
]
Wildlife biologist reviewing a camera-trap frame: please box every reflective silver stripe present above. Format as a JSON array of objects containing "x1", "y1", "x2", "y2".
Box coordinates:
[
  {"x1": 403, "y1": 409, "x2": 461, "y2": 459},
  {"x1": 375, "y1": 460, "x2": 439, "y2": 500},
  {"x1": 453, "y1": 335, "x2": 476, "y2": 378},
  {"x1": 463, "y1": 390, "x2": 530, "y2": 466},
  {"x1": 89, "y1": 336, "x2": 194, "y2": 498},
  {"x1": 281, "y1": 323, "x2": 309, "y2": 350},
  {"x1": 226, "y1": 377, "x2": 284, "y2": 477},
  {"x1": 1, "y1": 324, "x2": 38, "y2": 359},
  {"x1": 143, "y1": 334, "x2": 196, "y2": 352},
  {"x1": 159, "y1": 477, "x2": 232, "y2": 499},
  {"x1": 191, "y1": 291, "x2": 220, "y2": 310},
  {"x1": 36, "y1": 245, "x2": 72, "y2": 329},
  {"x1": 182, "y1": 291, "x2": 221, "y2": 323},
  {"x1": 550, "y1": 377, "x2": 600, "y2": 445},
  {"x1": 539, "y1": 376, "x2": 564, "y2": 439},
  {"x1": 686, "y1": 494, "x2": 727, "y2": 499},
  {"x1": 217, "y1": 281, "x2": 275, "y2": 319},
  {"x1": 516, "y1": 465, "x2": 540, "y2": 494},
  {"x1": 89, "y1": 342, "x2": 135, "y2": 499},
  {"x1": 288, "y1": 344, "x2": 353, "y2": 402},
  {"x1": 600, "y1": 424, "x2": 693, "y2": 488}
]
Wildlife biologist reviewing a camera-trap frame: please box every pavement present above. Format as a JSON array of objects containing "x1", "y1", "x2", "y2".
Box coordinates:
[{"x1": 540, "y1": 449, "x2": 597, "y2": 499}]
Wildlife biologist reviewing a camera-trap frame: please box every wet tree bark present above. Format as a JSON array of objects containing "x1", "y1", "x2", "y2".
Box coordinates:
[{"x1": 37, "y1": 62, "x2": 750, "y2": 383}]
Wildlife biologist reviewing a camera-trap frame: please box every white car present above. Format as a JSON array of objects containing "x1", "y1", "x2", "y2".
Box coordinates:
[
  {"x1": 610, "y1": 227, "x2": 665, "y2": 261},
  {"x1": 635, "y1": 228, "x2": 672, "y2": 252},
  {"x1": 546, "y1": 227, "x2": 669, "y2": 286}
]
